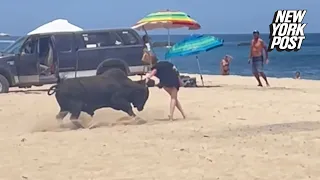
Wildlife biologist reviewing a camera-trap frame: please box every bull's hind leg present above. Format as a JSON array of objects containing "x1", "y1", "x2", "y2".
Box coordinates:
[
  {"x1": 70, "y1": 112, "x2": 83, "y2": 129},
  {"x1": 56, "y1": 111, "x2": 68, "y2": 120},
  {"x1": 55, "y1": 111, "x2": 68, "y2": 128},
  {"x1": 55, "y1": 94, "x2": 69, "y2": 126},
  {"x1": 83, "y1": 105, "x2": 95, "y2": 117},
  {"x1": 69, "y1": 100, "x2": 85, "y2": 129}
]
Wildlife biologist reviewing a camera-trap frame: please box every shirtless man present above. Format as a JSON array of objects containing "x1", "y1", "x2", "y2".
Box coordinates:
[
  {"x1": 220, "y1": 55, "x2": 232, "y2": 75},
  {"x1": 249, "y1": 30, "x2": 270, "y2": 86}
]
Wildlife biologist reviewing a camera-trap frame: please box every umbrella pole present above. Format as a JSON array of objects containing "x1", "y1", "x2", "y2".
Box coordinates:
[
  {"x1": 196, "y1": 56, "x2": 204, "y2": 86},
  {"x1": 167, "y1": 28, "x2": 171, "y2": 62},
  {"x1": 142, "y1": 26, "x2": 148, "y2": 36},
  {"x1": 167, "y1": 28, "x2": 170, "y2": 47}
]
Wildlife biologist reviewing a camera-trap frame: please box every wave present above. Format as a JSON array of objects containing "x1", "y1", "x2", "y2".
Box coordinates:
[{"x1": 0, "y1": 40, "x2": 15, "y2": 43}]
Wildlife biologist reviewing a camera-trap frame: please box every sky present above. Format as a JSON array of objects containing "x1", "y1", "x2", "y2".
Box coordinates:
[{"x1": 0, "y1": 0, "x2": 319, "y2": 35}]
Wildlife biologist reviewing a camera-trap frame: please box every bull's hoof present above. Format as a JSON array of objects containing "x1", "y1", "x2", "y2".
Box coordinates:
[
  {"x1": 117, "y1": 116, "x2": 132, "y2": 121},
  {"x1": 57, "y1": 121, "x2": 65, "y2": 128},
  {"x1": 88, "y1": 122, "x2": 98, "y2": 129},
  {"x1": 70, "y1": 120, "x2": 84, "y2": 129},
  {"x1": 133, "y1": 116, "x2": 147, "y2": 125}
]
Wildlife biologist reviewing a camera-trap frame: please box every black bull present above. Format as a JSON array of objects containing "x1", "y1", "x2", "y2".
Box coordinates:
[{"x1": 47, "y1": 69, "x2": 149, "y2": 128}]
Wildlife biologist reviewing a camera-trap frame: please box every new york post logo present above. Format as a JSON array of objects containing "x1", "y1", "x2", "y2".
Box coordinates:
[{"x1": 268, "y1": 10, "x2": 307, "y2": 52}]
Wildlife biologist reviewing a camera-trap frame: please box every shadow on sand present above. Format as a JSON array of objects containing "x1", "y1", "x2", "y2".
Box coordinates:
[
  {"x1": 243, "y1": 86, "x2": 306, "y2": 92},
  {"x1": 88, "y1": 116, "x2": 148, "y2": 129},
  {"x1": 185, "y1": 85, "x2": 223, "y2": 88},
  {"x1": 217, "y1": 121, "x2": 320, "y2": 138},
  {"x1": 9, "y1": 89, "x2": 49, "y2": 94},
  {"x1": 31, "y1": 115, "x2": 201, "y2": 132}
]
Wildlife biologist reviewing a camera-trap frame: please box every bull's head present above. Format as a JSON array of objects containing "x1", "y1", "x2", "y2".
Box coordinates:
[{"x1": 132, "y1": 86, "x2": 149, "y2": 111}]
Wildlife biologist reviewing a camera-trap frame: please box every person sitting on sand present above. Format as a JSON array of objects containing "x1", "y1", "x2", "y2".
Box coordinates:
[
  {"x1": 145, "y1": 61, "x2": 186, "y2": 121},
  {"x1": 220, "y1": 55, "x2": 232, "y2": 75},
  {"x1": 294, "y1": 71, "x2": 301, "y2": 79}
]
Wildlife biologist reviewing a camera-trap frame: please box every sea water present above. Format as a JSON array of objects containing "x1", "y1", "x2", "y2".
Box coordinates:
[{"x1": 1, "y1": 33, "x2": 319, "y2": 80}]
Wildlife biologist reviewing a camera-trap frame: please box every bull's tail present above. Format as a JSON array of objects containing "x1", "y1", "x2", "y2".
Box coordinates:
[
  {"x1": 47, "y1": 85, "x2": 58, "y2": 95},
  {"x1": 47, "y1": 74, "x2": 64, "y2": 96},
  {"x1": 57, "y1": 74, "x2": 62, "y2": 83}
]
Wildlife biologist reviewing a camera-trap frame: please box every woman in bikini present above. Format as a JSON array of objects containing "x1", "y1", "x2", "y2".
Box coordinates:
[
  {"x1": 145, "y1": 61, "x2": 186, "y2": 121},
  {"x1": 220, "y1": 55, "x2": 232, "y2": 75}
]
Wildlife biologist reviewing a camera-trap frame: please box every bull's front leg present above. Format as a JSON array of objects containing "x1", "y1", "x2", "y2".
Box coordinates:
[
  {"x1": 82, "y1": 104, "x2": 95, "y2": 117},
  {"x1": 111, "y1": 96, "x2": 136, "y2": 117}
]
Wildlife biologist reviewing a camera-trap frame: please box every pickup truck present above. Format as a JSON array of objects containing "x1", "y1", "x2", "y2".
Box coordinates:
[{"x1": 0, "y1": 28, "x2": 148, "y2": 93}]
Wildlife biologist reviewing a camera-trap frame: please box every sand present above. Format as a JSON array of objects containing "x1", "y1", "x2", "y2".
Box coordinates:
[{"x1": 0, "y1": 74, "x2": 320, "y2": 180}]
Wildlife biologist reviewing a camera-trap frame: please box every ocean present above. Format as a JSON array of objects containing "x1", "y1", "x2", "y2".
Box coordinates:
[{"x1": 1, "y1": 33, "x2": 320, "y2": 80}]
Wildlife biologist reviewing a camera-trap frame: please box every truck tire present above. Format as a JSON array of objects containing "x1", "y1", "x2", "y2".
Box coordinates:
[
  {"x1": 0, "y1": 74, "x2": 9, "y2": 93},
  {"x1": 97, "y1": 65, "x2": 127, "y2": 76},
  {"x1": 96, "y1": 59, "x2": 129, "y2": 76}
]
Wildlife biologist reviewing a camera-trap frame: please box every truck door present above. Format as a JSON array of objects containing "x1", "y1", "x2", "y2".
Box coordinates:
[
  {"x1": 15, "y1": 36, "x2": 40, "y2": 84},
  {"x1": 52, "y1": 33, "x2": 76, "y2": 73},
  {"x1": 50, "y1": 35, "x2": 59, "y2": 77}
]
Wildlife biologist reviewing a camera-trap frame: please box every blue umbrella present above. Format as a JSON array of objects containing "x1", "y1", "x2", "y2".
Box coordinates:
[{"x1": 165, "y1": 34, "x2": 224, "y2": 86}]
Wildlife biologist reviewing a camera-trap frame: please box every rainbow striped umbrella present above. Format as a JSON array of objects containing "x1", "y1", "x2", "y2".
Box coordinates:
[
  {"x1": 132, "y1": 10, "x2": 200, "y2": 49},
  {"x1": 132, "y1": 10, "x2": 200, "y2": 30}
]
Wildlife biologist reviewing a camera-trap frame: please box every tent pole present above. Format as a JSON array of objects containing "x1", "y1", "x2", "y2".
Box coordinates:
[{"x1": 196, "y1": 56, "x2": 204, "y2": 86}]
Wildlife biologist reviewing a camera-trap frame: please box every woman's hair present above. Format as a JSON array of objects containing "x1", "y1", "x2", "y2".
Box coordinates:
[
  {"x1": 225, "y1": 55, "x2": 233, "y2": 59},
  {"x1": 142, "y1": 35, "x2": 149, "y2": 43},
  {"x1": 173, "y1": 65, "x2": 180, "y2": 77}
]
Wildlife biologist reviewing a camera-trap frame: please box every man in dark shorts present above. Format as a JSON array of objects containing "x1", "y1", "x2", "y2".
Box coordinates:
[
  {"x1": 249, "y1": 30, "x2": 270, "y2": 87},
  {"x1": 145, "y1": 61, "x2": 186, "y2": 121}
]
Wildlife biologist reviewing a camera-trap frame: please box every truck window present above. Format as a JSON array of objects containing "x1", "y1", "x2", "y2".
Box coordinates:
[
  {"x1": 116, "y1": 30, "x2": 139, "y2": 45},
  {"x1": 2, "y1": 36, "x2": 27, "y2": 54},
  {"x1": 81, "y1": 32, "x2": 123, "y2": 48},
  {"x1": 21, "y1": 38, "x2": 37, "y2": 54},
  {"x1": 54, "y1": 34, "x2": 73, "y2": 52},
  {"x1": 37, "y1": 36, "x2": 51, "y2": 57}
]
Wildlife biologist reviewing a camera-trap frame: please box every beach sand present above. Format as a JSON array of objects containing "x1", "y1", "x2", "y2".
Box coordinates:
[{"x1": 0, "y1": 74, "x2": 320, "y2": 180}]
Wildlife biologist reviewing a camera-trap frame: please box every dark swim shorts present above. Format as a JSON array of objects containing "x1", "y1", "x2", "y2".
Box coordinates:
[{"x1": 251, "y1": 56, "x2": 264, "y2": 73}]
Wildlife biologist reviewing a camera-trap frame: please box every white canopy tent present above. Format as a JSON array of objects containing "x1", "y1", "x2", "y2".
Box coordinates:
[{"x1": 27, "y1": 19, "x2": 83, "y2": 35}]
